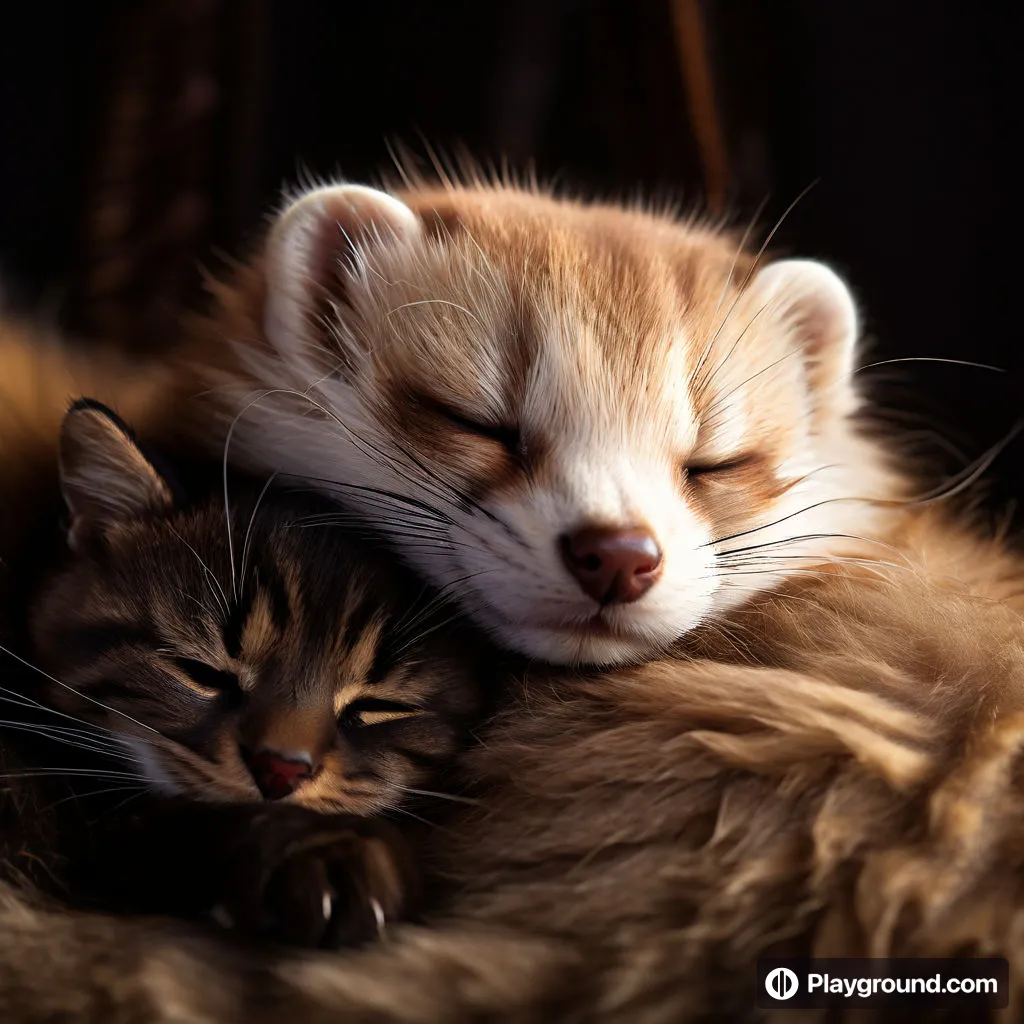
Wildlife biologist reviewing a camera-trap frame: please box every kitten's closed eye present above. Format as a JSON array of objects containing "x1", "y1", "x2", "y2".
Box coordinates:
[
  {"x1": 171, "y1": 657, "x2": 242, "y2": 696},
  {"x1": 343, "y1": 697, "x2": 422, "y2": 727},
  {"x1": 38, "y1": 397, "x2": 483, "y2": 817}
]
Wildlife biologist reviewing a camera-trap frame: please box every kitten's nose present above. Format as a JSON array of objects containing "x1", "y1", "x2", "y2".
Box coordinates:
[
  {"x1": 244, "y1": 748, "x2": 315, "y2": 800},
  {"x1": 560, "y1": 526, "x2": 663, "y2": 605}
]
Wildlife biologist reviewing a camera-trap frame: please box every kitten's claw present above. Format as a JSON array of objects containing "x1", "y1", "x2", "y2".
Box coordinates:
[
  {"x1": 215, "y1": 807, "x2": 416, "y2": 951},
  {"x1": 370, "y1": 896, "x2": 387, "y2": 939}
]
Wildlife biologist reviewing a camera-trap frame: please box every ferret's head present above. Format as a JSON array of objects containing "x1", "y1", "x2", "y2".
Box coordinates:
[{"x1": 219, "y1": 183, "x2": 892, "y2": 666}]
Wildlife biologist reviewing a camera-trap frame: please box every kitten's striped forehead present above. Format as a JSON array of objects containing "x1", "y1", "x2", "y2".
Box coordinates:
[{"x1": 30, "y1": 491, "x2": 482, "y2": 809}]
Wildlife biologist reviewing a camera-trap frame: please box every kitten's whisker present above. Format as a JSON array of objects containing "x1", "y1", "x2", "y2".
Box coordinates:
[
  {"x1": 0, "y1": 722, "x2": 134, "y2": 760},
  {"x1": 0, "y1": 768, "x2": 144, "y2": 781},
  {"x1": 0, "y1": 644, "x2": 162, "y2": 736},
  {"x1": 167, "y1": 527, "x2": 230, "y2": 619},
  {"x1": 0, "y1": 717, "x2": 137, "y2": 747},
  {"x1": 385, "y1": 805, "x2": 437, "y2": 829},
  {"x1": 0, "y1": 688, "x2": 50, "y2": 713},
  {"x1": 46, "y1": 784, "x2": 148, "y2": 810},
  {"x1": 389, "y1": 783, "x2": 481, "y2": 806},
  {"x1": 174, "y1": 588, "x2": 218, "y2": 619},
  {"x1": 104, "y1": 788, "x2": 150, "y2": 815},
  {"x1": 0, "y1": 685, "x2": 135, "y2": 741},
  {"x1": 239, "y1": 472, "x2": 279, "y2": 588},
  {"x1": 221, "y1": 409, "x2": 239, "y2": 602}
]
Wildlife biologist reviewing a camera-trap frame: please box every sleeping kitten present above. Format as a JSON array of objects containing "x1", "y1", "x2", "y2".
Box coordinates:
[
  {"x1": 184, "y1": 180, "x2": 905, "y2": 666},
  {"x1": 6, "y1": 549, "x2": 1024, "y2": 1023},
  {"x1": 4, "y1": 396, "x2": 484, "y2": 946},
  {"x1": 38, "y1": 399, "x2": 481, "y2": 813}
]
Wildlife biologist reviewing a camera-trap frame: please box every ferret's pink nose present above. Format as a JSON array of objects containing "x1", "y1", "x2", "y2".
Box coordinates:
[
  {"x1": 245, "y1": 748, "x2": 315, "y2": 800},
  {"x1": 560, "y1": 526, "x2": 663, "y2": 605}
]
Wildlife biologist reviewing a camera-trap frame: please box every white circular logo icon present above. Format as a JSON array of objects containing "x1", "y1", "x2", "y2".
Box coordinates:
[{"x1": 765, "y1": 967, "x2": 799, "y2": 1000}]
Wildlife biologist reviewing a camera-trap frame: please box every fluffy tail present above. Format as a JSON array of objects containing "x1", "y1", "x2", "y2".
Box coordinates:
[{"x1": 0, "y1": 888, "x2": 576, "y2": 1024}]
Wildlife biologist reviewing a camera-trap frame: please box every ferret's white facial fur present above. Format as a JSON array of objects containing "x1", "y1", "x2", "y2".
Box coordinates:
[{"x1": 219, "y1": 183, "x2": 894, "y2": 666}]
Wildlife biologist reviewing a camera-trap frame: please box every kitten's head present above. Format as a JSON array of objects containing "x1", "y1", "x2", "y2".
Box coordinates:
[
  {"x1": 30, "y1": 400, "x2": 482, "y2": 811},
  {"x1": 216, "y1": 183, "x2": 897, "y2": 666}
]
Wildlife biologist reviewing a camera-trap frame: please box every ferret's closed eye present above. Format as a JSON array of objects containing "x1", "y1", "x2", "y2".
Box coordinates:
[
  {"x1": 685, "y1": 454, "x2": 758, "y2": 479},
  {"x1": 425, "y1": 396, "x2": 523, "y2": 455},
  {"x1": 342, "y1": 697, "x2": 422, "y2": 727}
]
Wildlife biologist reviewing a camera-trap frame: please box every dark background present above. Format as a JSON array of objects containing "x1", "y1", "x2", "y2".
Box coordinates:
[{"x1": 0, "y1": 1, "x2": 1014, "y2": 515}]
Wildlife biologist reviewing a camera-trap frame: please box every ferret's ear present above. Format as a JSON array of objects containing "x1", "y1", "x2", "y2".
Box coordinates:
[
  {"x1": 263, "y1": 184, "x2": 422, "y2": 357},
  {"x1": 747, "y1": 259, "x2": 860, "y2": 415},
  {"x1": 59, "y1": 399, "x2": 175, "y2": 552}
]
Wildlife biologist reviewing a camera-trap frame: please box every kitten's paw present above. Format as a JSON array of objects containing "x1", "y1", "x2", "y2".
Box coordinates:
[{"x1": 213, "y1": 807, "x2": 416, "y2": 950}]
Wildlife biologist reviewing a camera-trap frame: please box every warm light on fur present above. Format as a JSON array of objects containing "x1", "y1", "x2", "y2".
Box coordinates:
[
  {"x1": 4, "y1": 181, "x2": 1024, "y2": 1021},
  {"x1": 190, "y1": 181, "x2": 904, "y2": 666},
  {"x1": 27, "y1": 402, "x2": 483, "y2": 812}
]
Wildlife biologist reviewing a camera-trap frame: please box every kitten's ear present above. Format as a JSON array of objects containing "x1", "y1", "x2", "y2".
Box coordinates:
[
  {"x1": 263, "y1": 184, "x2": 422, "y2": 357},
  {"x1": 59, "y1": 399, "x2": 175, "y2": 551},
  {"x1": 747, "y1": 259, "x2": 860, "y2": 414}
]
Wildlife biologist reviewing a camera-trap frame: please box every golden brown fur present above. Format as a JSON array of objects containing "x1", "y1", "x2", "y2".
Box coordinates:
[
  {"x1": 5, "y1": 561, "x2": 1024, "y2": 1021},
  {"x1": 0, "y1": 321, "x2": 184, "y2": 892},
  {"x1": 0, "y1": 333, "x2": 488, "y2": 952},
  {"x1": 0, "y1": 318, "x2": 183, "y2": 642},
  {"x1": 5, "y1": 184, "x2": 1024, "y2": 1020},
  {"x1": 0, "y1": 320, "x2": 173, "y2": 527},
  {"x1": 170, "y1": 183, "x2": 902, "y2": 666},
  {"x1": 30, "y1": 401, "x2": 484, "y2": 814}
]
